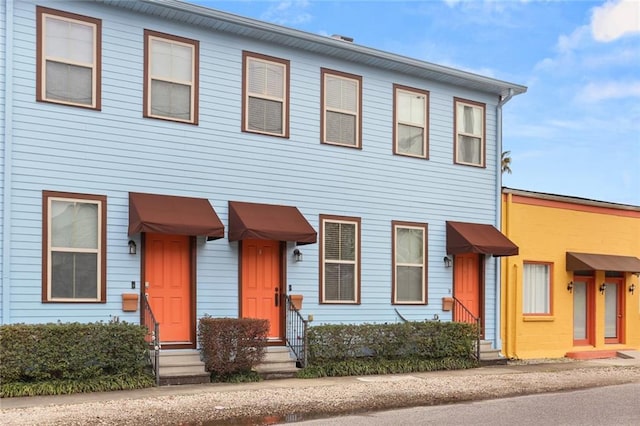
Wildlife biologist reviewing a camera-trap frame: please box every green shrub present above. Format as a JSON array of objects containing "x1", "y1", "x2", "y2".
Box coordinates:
[
  {"x1": 198, "y1": 316, "x2": 268, "y2": 379},
  {"x1": 0, "y1": 322, "x2": 154, "y2": 397},
  {"x1": 298, "y1": 357, "x2": 477, "y2": 378},
  {"x1": 299, "y1": 321, "x2": 478, "y2": 378}
]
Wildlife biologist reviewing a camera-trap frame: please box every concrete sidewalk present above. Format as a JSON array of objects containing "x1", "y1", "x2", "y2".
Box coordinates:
[{"x1": 2, "y1": 355, "x2": 640, "y2": 411}]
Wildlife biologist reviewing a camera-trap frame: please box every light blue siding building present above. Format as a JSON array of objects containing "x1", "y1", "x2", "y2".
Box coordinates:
[{"x1": 1, "y1": 0, "x2": 525, "y2": 364}]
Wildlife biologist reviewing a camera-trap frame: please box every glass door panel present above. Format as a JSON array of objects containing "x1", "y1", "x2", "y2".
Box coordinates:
[{"x1": 573, "y1": 281, "x2": 587, "y2": 342}]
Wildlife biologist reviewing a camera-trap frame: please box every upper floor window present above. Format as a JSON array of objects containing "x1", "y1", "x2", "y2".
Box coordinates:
[
  {"x1": 243, "y1": 51, "x2": 289, "y2": 137},
  {"x1": 394, "y1": 85, "x2": 429, "y2": 159},
  {"x1": 392, "y1": 221, "x2": 428, "y2": 304},
  {"x1": 42, "y1": 191, "x2": 107, "y2": 303},
  {"x1": 321, "y1": 69, "x2": 362, "y2": 148},
  {"x1": 523, "y1": 262, "x2": 552, "y2": 315},
  {"x1": 144, "y1": 30, "x2": 199, "y2": 124},
  {"x1": 320, "y1": 215, "x2": 361, "y2": 304},
  {"x1": 36, "y1": 6, "x2": 101, "y2": 109},
  {"x1": 454, "y1": 98, "x2": 485, "y2": 167}
]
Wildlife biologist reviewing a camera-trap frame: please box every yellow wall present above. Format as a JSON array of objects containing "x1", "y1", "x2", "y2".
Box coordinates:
[{"x1": 501, "y1": 191, "x2": 640, "y2": 359}]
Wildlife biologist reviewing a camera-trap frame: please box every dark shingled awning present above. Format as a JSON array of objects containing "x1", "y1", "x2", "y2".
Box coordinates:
[
  {"x1": 446, "y1": 221, "x2": 518, "y2": 257},
  {"x1": 566, "y1": 252, "x2": 640, "y2": 273},
  {"x1": 128, "y1": 192, "x2": 224, "y2": 240},
  {"x1": 228, "y1": 201, "x2": 317, "y2": 245}
]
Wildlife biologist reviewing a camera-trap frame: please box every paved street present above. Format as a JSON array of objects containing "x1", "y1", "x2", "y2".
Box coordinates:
[{"x1": 292, "y1": 382, "x2": 640, "y2": 426}]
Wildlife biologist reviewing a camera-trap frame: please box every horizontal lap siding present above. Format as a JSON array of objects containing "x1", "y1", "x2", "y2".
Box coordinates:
[
  {"x1": 0, "y1": 1, "x2": 6, "y2": 320},
  {"x1": 5, "y1": 0, "x2": 501, "y2": 338}
]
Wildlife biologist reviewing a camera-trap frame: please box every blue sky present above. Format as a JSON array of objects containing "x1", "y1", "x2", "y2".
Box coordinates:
[{"x1": 199, "y1": 0, "x2": 640, "y2": 206}]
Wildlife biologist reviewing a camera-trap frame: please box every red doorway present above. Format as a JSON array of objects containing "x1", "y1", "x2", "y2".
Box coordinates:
[
  {"x1": 240, "y1": 239, "x2": 283, "y2": 341},
  {"x1": 144, "y1": 233, "x2": 193, "y2": 346},
  {"x1": 453, "y1": 253, "x2": 482, "y2": 323}
]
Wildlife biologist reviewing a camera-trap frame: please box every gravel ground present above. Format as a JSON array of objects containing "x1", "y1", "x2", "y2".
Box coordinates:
[{"x1": 2, "y1": 363, "x2": 640, "y2": 426}]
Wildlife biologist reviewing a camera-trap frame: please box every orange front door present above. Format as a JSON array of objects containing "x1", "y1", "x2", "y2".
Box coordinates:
[
  {"x1": 241, "y1": 239, "x2": 282, "y2": 340},
  {"x1": 453, "y1": 253, "x2": 481, "y2": 321},
  {"x1": 144, "y1": 233, "x2": 192, "y2": 345}
]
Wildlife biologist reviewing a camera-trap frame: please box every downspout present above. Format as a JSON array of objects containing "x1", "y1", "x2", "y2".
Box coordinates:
[
  {"x1": 2, "y1": 0, "x2": 14, "y2": 324},
  {"x1": 494, "y1": 88, "x2": 514, "y2": 350}
]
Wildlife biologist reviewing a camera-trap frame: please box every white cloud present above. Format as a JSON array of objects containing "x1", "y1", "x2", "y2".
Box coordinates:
[
  {"x1": 260, "y1": 1, "x2": 312, "y2": 26},
  {"x1": 557, "y1": 25, "x2": 590, "y2": 53},
  {"x1": 576, "y1": 80, "x2": 640, "y2": 102},
  {"x1": 591, "y1": 0, "x2": 640, "y2": 42}
]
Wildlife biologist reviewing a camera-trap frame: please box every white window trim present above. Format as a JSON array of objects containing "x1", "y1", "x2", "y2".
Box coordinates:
[
  {"x1": 455, "y1": 99, "x2": 485, "y2": 167},
  {"x1": 321, "y1": 217, "x2": 360, "y2": 304},
  {"x1": 393, "y1": 223, "x2": 427, "y2": 304},
  {"x1": 322, "y1": 71, "x2": 361, "y2": 148},
  {"x1": 40, "y1": 10, "x2": 98, "y2": 108},
  {"x1": 394, "y1": 85, "x2": 428, "y2": 159},
  {"x1": 46, "y1": 195, "x2": 103, "y2": 302},
  {"x1": 522, "y1": 262, "x2": 552, "y2": 315},
  {"x1": 244, "y1": 55, "x2": 288, "y2": 137},
  {"x1": 146, "y1": 33, "x2": 197, "y2": 123}
]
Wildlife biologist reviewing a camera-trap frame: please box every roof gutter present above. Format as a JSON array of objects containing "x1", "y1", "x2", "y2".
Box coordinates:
[{"x1": 99, "y1": 0, "x2": 527, "y2": 97}]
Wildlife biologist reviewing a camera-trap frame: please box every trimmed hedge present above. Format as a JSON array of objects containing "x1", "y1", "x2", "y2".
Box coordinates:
[
  {"x1": 198, "y1": 316, "x2": 268, "y2": 380},
  {"x1": 0, "y1": 322, "x2": 154, "y2": 397},
  {"x1": 302, "y1": 321, "x2": 478, "y2": 377}
]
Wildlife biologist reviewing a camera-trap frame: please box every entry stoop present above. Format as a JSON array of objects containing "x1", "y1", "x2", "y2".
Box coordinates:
[
  {"x1": 156, "y1": 349, "x2": 210, "y2": 386},
  {"x1": 254, "y1": 346, "x2": 300, "y2": 380},
  {"x1": 478, "y1": 340, "x2": 507, "y2": 365}
]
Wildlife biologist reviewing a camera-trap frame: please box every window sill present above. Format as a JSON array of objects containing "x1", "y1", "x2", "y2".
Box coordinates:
[{"x1": 522, "y1": 315, "x2": 554, "y2": 322}]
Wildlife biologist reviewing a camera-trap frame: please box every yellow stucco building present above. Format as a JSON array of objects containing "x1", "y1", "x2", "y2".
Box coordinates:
[{"x1": 501, "y1": 188, "x2": 640, "y2": 359}]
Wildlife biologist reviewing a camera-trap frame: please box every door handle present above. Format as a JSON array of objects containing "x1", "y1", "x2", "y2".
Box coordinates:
[{"x1": 275, "y1": 288, "x2": 280, "y2": 307}]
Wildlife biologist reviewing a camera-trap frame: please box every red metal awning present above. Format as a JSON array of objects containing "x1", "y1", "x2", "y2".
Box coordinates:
[
  {"x1": 228, "y1": 201, "x2": 317, "y2": 245},
  {"x1": 128, "y1": 192, "x2": 224, "y2": 240},
  {"x1": 446, "y1": 221, "x2": 518, "y2": 257},
  {"x1": 566, "y1": 252, "x2": 640, "y2": 273}
]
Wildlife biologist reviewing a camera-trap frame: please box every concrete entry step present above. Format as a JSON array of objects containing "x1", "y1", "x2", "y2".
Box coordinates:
[
  {"x1": 617, "y1": 350, "x2": 640, "y2": 359},
  {"x1": 155, "y1": 349, "x2": 210, "y2": 386},
  {"x1": 255, "y1": 346, "x2": 299, "y2": 380},
  {"x1": 477, "y1": 340, "x2": 507, "y2": 366}
]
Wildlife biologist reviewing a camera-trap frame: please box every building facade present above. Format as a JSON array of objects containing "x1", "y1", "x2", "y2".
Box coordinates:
[
  {"x1": 501, "y1": 188, "x2": 640, "y2": 359},
  {"x1": 1, "y1": 0, "x2": 525, "y2": 353}
]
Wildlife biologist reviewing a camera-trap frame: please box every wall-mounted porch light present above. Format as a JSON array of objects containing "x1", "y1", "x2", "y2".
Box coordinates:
[
  {"x1": 293, "y1": 248, "x2": 303, "y2": 262},
  {"x1": 599, "y1": 283, "x2": 607, "y2": 295},
  {"x1": 629, "y1": 283, "x2": 636, "y2": 295},
  {"x1": 567, "y1": 281, "x2": 574, "y2": 293},
  {"x1": 443, "y1": 256, "x2": 452, "y2": 268},
  {"x1": 128, "y1": 240, "x2": 137, "y2": 255}
]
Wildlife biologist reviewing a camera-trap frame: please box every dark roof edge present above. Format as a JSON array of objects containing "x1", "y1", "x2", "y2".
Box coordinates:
[
  {"x1": 503, "y1": 187, "x2": 640, "y2": 211},
  {"x1": 97, "y1": 0, "x2": 527, "y2": 97}
]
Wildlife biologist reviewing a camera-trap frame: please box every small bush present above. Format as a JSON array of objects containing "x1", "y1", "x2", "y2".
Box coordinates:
[{"x1": 198, "y1": 316, "x2": 268, "y2": 379}]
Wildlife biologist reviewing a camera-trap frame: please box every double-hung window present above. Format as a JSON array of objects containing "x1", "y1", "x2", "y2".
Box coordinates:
[
  {"x1": 43, "y1": 191, "x2": 107, "y2": 303},
  {"x1": 392, "y1": 221, "x2": 428, "y2": 304},
  {"x1": 36, "y1": 6, "x2": 101, "y2": 109},
  {"x1": 144, "y1": 30, "x2": 199, "y2": 123},
  {"x1": 523, "y1": 262, "x2": 552, "y2": 315},
  {"x1": 243, "y1": 51, "x2": 289, "y2": 137},
  {"x1": 320, "y1": 215, "x2": 360, "y2": 304},
  {"x1": 394, "y1": 85, "x2": 429, "y2": 158},
  {"x1": 321, "y1": 69, "x2": 362, "y2": 148},
  {"x1": 454, "y1": 98, "x2": 485, "y2": 166}
]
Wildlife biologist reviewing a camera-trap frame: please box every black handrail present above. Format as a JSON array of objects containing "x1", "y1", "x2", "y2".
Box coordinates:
[
  {"x1": 452, "y1": 296, "x2": 481, "y2": 362},
  {"x1": 141, "y1": 294, "x2": 160, "y2": 386},
  {"x1": 285, "y1": 295, "x2": 308, "y2": 367}
]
